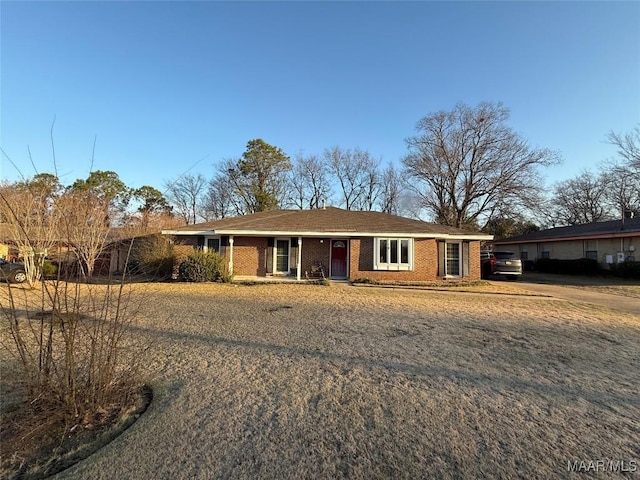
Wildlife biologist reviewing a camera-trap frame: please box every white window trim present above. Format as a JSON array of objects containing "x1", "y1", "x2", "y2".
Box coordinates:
[
  {"x1": 204, "y1": 235, "x2": 221, "y2": 254},
  {"x1": 373, "y1": 237, "x2": 413, "y2": 271},
  {"x1": 445, "y1": 241, "x2": 462, "y2": 278},
  {"x1": 273, "y1": 237, "x2": 291, "y2": 274}
]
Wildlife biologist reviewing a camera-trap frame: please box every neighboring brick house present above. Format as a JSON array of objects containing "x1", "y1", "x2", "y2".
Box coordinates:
[
  {"x1": 161, "y1": 207, "x2": 492, "y2": 282},
  {"x1": 493, "y1": 217, "x2": 640, "y2": 268}
]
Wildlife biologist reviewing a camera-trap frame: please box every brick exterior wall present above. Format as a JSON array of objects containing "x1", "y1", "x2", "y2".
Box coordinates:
[
  {"x1": 349, "y1": 237, "x2": 482, "y2": 282},
  {"x1": 468, "y1": 241, "x2": 481, "y2": 280},
  {"x1": 349, "y1": 237, "x2": 439, "y2": 282},
  {"x1": 172, "y1": 235, "x2": 482, "y2": 281},
  {"x1": 232, "y1": 237, "x2": 268, "y2": 276},
  {"x1": 173, "y1": 237, "x2": 199, "y2": 262},
  {"x1": 300, "y1": 238, "x2": 331, "y2": 276}
]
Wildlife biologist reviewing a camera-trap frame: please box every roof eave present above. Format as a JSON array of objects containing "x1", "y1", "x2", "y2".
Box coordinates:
[
  {"x1": 494, "y1": 231, "x2": 639, "y2": 244},
  {"x1": 163, "y1": 228, "x2": 492, "y2": 240}
]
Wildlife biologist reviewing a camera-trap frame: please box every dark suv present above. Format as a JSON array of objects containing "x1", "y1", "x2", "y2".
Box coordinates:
[
  {"x1": 0, "y1": 259, "x2": 27, "y2": 283},
  {"x1": 481, "y1": 251, "x2": 522, "y2": 281}
]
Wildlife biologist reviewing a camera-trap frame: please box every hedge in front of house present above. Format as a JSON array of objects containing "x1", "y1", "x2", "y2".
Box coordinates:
[
  {"x1": 609, "y1": 261, "x2": 640, "y2": 279},
  {"x1": 534, "y1": 258, "x2": 601, "y2": 276},
  {"x1": 178, "y1": 251, "x2": 230, "y2": 282}
]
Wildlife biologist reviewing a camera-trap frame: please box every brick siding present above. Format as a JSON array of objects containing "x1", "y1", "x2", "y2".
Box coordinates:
[
  {"x1": 350, "y1": 237, "x2": 439, "y2": 282},
  {"x1": 172, "y1": 235, "x2": 482, "y2": 281},
  {"x1": 232, "y1": 237, "x2": 268, "y2": 276},
  {"x1": 300, "y1": 238, "x2": 331, "y2": 276}
]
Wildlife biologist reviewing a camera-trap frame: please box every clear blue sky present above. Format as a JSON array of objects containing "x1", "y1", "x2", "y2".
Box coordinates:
[{"x1": 1, "y1": 1, "x2": 639, "y2": 193}]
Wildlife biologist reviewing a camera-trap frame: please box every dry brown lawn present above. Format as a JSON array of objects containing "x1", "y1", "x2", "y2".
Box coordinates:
[
  {"x1": 518, "y1": 272, "x2": 640, "y2": 299},
  {"x1": 4, "y1": 282, "x2": 639, "y2": 479}
]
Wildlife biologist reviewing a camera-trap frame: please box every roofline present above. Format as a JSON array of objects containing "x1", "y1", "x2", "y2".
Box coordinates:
[
  {"x1": 162, "y1": 229, "x2": 493, "y2": 241},
  {"x1": 493, "y1": 231, "x2": 639, "y2": 245}
]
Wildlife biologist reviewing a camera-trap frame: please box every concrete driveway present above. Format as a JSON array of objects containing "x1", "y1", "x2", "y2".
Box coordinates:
[{"x1": 502, "y1": 277, "x2": 640, "y2": 316}]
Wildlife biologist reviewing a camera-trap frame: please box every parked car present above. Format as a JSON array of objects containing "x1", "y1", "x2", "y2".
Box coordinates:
[
  {"x1": 0, "y1": 259, "x2": 27, "y2": 283},
  {"x1": 481, "y1": 251, "x2": 522, "y2": 281}
]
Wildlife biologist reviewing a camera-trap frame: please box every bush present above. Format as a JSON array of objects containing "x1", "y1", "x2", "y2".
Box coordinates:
[
  {"x1": 534, "y1": 258, "x2": 601, "y2": 276},
  {"x1": 609, "y1": 261, "x2": 640, "y2": 279},
  {"x1": 128, "y1": 234, "x2": 175, "y2": 279},
  {"x1": 178, "y1": 250, "x2": 230, "y2": 282},
  {"x1": 41, "y1": 259, "x2": 58, "y2": 276},
  {"x1": 351, "y1": 277, "x2": 380, "y2": 285}
]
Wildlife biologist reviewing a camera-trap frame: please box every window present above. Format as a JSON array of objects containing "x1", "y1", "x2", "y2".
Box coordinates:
[
  {"x1": 584, "y1": 240, "x2": 597, "y2": 261},
  {"x1": 203, "y1": 236, "x2": 220, "y2": 253},
  {"x1": 206, "y1": 237, "x2": 220, "y2": 254},
  {"x1": 540, "y1": 244, "x2": 550, "y2": 259},
  {"x1": 379, "y1": 239, "x2": 388, "y2": 263},
  {"x1": 374, "y1": 238, "x2": 413, "y2": 270},
  {"x1": 275, "y1": 238, "x2": 290, "y2": 273},
  {"x1": 446, "y1": 242, "x2": 461, "y2": 277},
  {"x1": 585, "y1": 251, "x2": 598, "y2": 261}
]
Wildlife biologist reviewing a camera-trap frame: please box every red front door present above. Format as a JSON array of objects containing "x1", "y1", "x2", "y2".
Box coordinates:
[{"x1": 330, "y1": 240, "x2": 348, "y2": 278}]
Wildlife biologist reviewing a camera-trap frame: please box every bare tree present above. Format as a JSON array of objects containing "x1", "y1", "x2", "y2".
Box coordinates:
[
  {"x1": 325, "y1": 147, "x2": 377, "y2": 210},
  {"x1": 604, "y1": 127, "x2": 640, "y2": 218},
  {"x1": 203, "y1": 172, "x2": 234, "y2": 220},
  {"x1": 378, "y1": 163, "x2": 403, "y2": 215},
  {"x1": 0, "y1": 175, "x2": 63, "y2": 285},
  {"x1": 354, "y1": 154, "x2": 382, "y2": 211},
  {"x1": 58, "y1": 189, "x2": 111, "y2": 278},
  {"x1": 287, "y1": 153, "x2": 333, "y2": 209},
  {"x1": 607, "y1": 127, "x2": 640, "y2": 172},
  {"x1": 164, "y1": 173, "x2": 207, "y2": 224},
  {"x1": 403, "y1": 102, "x2": 559, "y2": 229},
  {"x1": 549, "y1": 171, "x2": 613, "y2": 225}
]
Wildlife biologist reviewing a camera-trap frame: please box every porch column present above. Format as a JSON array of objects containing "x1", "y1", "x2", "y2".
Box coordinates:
[
  {"x1": 229, "y1": 236, "x2": 234, "y2": 275},
  {"x1": 296, "y1": 237, "x2": 302, "y2": 281}
]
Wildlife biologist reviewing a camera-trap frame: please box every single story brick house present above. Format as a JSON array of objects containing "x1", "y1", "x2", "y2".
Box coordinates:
[
  {"x1": 493, "y1": 217, "x2": 640, "y2": 267},
  {"x1": 161, "y1": 207, "x2": 492, "y2": 282}
]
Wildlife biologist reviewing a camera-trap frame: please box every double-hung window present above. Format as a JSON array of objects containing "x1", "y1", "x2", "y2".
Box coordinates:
[
  {"x1": 446, "y1": 242, "x2": 461, "y2": 277},
  {"x1": 374, "y1": 238, "x2": 413, "y2": 270},
  {"x1": 584, "y1": 240, "x2": 598, "y2": 261},
  {"x1": 539, "y1": 244, "x2": 551, "y2": 259}
]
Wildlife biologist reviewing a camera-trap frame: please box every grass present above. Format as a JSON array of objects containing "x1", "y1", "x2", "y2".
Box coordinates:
[
  {"x1": 2, "y1": 281, "x2": 639, "y2": 479},
  {"x1": 520, "y1": 272, "x2": 640, "y2": 299}
]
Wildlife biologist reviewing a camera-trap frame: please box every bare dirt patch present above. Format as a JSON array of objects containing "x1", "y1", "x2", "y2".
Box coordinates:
[{"x1": 4, "y1": 282, "x2": 639, "y2": 479}]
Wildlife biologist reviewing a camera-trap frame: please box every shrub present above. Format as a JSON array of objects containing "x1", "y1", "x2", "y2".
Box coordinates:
[
  {"x1": 178, "y1": 250, "x2": 229, "y2": 282},
  {"x1": 351, "y1": 277, "x2": 380, "y2": 285},
  {"x1": 534, "y1": 258, "x2": 601, "y2": 276},
  {"x1": 128, "y1": 234, "x2": 175, "y2": 279},
  {"x1": 41, "y1": 259, "x2": 58, "y2": 276},
  {"x1": 609, "y1": 261, "x2": 640, "y2": 279}
]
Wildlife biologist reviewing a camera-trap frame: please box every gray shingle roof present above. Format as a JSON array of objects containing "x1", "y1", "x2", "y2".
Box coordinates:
[
  {"x1": 164, "y1": 207, "x2": 490, "y2": 238},
  {"x1": 494, "y1": 217, "x2": 640, "y2": 244}
]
